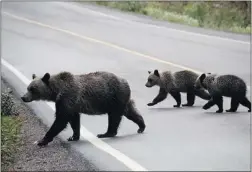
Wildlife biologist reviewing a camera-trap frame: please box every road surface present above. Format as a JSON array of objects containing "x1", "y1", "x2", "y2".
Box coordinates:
[{"x1": 1, "y1": 2, "x2": 251, "y2": 171}]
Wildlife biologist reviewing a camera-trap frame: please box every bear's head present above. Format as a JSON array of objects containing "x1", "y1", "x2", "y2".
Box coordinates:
[
  {"x1": 145, "y1": 69, "x2": 161, "y2": 88},
  {"x1": 195, "y1": 72, "x2": 212, "y2": 90},
  {"x1": 21, "y1": 73, "x2": 52, "y2": 102}
]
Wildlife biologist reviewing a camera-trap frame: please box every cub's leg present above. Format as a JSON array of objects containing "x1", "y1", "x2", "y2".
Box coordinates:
[
  {"x1": 147, "y1": 88, "x2": 168, "y2": 106},
  {"x1": 213, "y1": 96, "x2": 223, "y2": 113},
  {"x1": 203, "y1": 96, "x2": 223, "y2": 113},
  {"x1": 202, "y1": 98, "x2": 215, "y2": 110},
  {"x1": 182, "y1": 88, "x2": 195, "y2": 107},
  {"x1": 226, "y1": 97, "x2": 239, "y2": 112},
  {"x1": 239, "y1": 97, "x2": 251, "y2": 112},
  {"x1": 195, "y1": 88, "x2": 211, "y2": 100},
  {"x1": 170, "y1": 91, "x2": 181, "y2": 108}
]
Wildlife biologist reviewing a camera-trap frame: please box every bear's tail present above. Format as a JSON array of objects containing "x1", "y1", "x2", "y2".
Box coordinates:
[
  {"x1": 123, "y1": 99, "x2": 146, "y2": 133},
  {"x1": 195, "y1": 88, "x2": 211, "y2": 100}
]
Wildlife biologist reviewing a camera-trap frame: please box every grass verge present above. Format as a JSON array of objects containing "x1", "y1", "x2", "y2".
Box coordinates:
[
  {"x1": 94, "y1": 1, "x2": 251, "y2": 34},
  {"x1": 1, "y1": 113, "x2": 23, "y2": 171}
]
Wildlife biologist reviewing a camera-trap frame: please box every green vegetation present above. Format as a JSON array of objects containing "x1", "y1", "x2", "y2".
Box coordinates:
[
  {"x1": 96, "y1": 1, "x2": 251, "y2": 34},
  {"x1": 1, "y1": 113, "x2": 23, "y2": 170}
]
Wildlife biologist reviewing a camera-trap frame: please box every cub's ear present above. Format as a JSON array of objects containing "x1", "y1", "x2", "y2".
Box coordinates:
[
  {"x1": 32, "y1": 74, "x2": 37, "y2": 79},
  {"x1": 154, "y1": 69, "x2": 160, "y2": 77},
  {"x1": 41, "y1": 73, "x2": 50, "y2": 83},
  {"x1": 199, "y1": 73, "x2": 206, "y2": 83},
  {"x1": 148, "y1": 71, "x2": 151, "y2": 74}
]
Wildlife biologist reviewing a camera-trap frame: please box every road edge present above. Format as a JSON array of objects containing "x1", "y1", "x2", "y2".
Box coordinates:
[{"x1": 1, "y1": 78, "x2": 100, "y2": 171}]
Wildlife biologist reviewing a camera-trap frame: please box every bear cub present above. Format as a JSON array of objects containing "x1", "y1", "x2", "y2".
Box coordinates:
[
  {"x1": 145, "y1": 69, "x2": 211, "y2": 107},
  {"x1": 195, "y1": 73, "x2": 251, "y2": 113}
]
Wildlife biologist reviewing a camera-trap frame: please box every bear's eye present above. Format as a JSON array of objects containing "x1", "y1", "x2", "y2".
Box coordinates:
[
  {"x1": 29, "y1": 87, "x2": 35, "y2": 92},
  {"x1": 148, "y1": 78, "x2": 153, "y2": 82}
]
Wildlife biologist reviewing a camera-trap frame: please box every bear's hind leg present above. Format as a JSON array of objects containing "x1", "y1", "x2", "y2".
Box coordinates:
[
  {"x1": 68, "y1": 113, "x2": 80, "y2": 141},
  {"x1": 226, "y1": 97, "x2": 239, "y2": 112},
  {"x1": 124, "y1": 99, "x2": 145, "y2": 133},
  {"x1": 239, "y1": 97, "x2": 251, "y2": 112},
  {"x1": 97, "y1": 111, "x2": 123, "y2": 138},
  {"x1": 125, "y1": 114, "x2": 145, "y2": 133}
]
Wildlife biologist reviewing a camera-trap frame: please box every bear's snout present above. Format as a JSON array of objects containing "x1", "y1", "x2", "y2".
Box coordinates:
[
  {"x1": 21, "y1": 96, "x2": 26, "y2": 102},
  {"x1": 145, "y1": 83, "x2": 151, "y2": 88},
  {"x1": 21, "y1": 96, "x2": 30, "y2": 102}
]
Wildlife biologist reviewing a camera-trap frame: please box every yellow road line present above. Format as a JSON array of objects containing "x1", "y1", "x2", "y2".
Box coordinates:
[
  {"x1": 2, "y1": 11, "x2": 202, "y2": 74},
  {"x1": 2, "y1": 11, "x2": 251, "y2": 91}
]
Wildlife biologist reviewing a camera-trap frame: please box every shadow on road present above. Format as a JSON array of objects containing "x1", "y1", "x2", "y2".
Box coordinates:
[
  {"x1": 147, "y1": 105, "x2": 203, "y2": 112},
  {"x1": 104, "y1": 133, "x2": 144, "y2": 143},
  {"x1": 204, "y1": 111, "x2": 250, "y2": 116},
  {"x1": 68, "y1": 132, "x2": 143, "y2": 145}
]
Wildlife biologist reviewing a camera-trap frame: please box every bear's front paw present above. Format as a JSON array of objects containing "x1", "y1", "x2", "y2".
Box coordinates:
[
  {"x1": 202, "y1": 104, "x2": 209, "y2": 110},
  {"x1": 37, "y1": 138, "x2": 49, "y2": 147},
  {"x1": 147, "y1": 102, "x2": 155, "y2": 106},
  {"x1": 226, "y1": 109, "x2": 236, "y2": 112},
  {"x1": 216, "y1": 109, "x2": 223, "y2": 113},
  {"x1": 97, "y1": 132, "x2": 117, "y2": 138},
  {"x1": 182, "y1": 103, "x2": 193, "y2": 107},
  {"x1": 137, "y1": 127, "x2": 145, "y2": 134},
  {"x1": 67, "y1": 135, "x2": 80, "y2": 141}
]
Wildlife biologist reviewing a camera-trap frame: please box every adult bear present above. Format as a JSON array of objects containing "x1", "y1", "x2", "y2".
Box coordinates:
[{"x1": 21, "y1": 71, "x2": 146, "y2": 146}]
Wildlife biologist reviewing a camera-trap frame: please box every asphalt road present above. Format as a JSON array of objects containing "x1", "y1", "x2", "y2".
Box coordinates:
[{"x1": 1, "y1": 2, "x2": 251, "y2": 171}]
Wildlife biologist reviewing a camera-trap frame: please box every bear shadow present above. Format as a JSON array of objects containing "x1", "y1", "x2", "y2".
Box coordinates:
[
  {"x1": 204, "y1": 111, "x2": 250, "y2": 116},
  {"x1": 68, "y1": 139, "x2": 90, "y2": 146},
  {"x1": 103, "y1": 133, "x2": 145, "y2": 143},
  {"x1": 148, "y1": 105, "x2": 203, "y2": 112},
  {"x1": 68, "y1": 132, "x2": 143, "y2": 145}
]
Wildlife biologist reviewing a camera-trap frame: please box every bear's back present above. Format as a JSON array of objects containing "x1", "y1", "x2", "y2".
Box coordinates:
[
  {"x1": 76, "y1": 71, "x2": 130, "y2": 101},
  {"x1": 75, "y1": 71, "x2": 131, "y2": 114},
  {"x1": 173, "y1": 70, "x2": 198, "y2": 92}
]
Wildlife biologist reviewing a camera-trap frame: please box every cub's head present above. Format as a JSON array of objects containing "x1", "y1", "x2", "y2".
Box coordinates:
[
  {"x1": 195, "y1": 73, "x2": 211, "y2": 89},
  {"x1": 145, "y1": 69, "x2": 161, "y2": 88},
  {"x1": 21, "y1": 73, "x2": 52, "y2": 102}
]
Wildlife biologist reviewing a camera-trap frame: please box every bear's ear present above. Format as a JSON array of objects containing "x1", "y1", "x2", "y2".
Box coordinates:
[
  {"x1": 41, "y1": 73, "x2": 50, "y2": 83},
  {"x1": 148, "y1": 71, "x2": 151, "y2": 74},
  {"x1": 154, "y1": 69, "x2": 160, "y2": 77},
  {"x1": 32, "y1": 74, "x2": 37, "y2": 79},
  {"x1": 199, "y1": 73, "x2": 206, "y2": 83}
]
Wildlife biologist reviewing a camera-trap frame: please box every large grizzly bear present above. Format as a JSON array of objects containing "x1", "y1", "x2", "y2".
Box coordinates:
[{"x1": 21, "y1": 71, "x2": 146, "y2": 146}]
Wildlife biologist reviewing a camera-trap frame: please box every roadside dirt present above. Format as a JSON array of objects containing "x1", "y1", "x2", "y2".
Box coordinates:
[{"x1": 1, "y1": 79, "x2": 99, "y2": 171}]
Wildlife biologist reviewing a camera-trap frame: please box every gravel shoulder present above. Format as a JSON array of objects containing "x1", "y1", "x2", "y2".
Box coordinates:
[{"x1": 1, "y1": 78, "x2": 99, "y2": 171}]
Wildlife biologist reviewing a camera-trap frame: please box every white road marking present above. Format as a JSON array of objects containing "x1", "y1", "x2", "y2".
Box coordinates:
[{"x1": 1, "y1": 58, "x2": 148, "y2": 171}]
